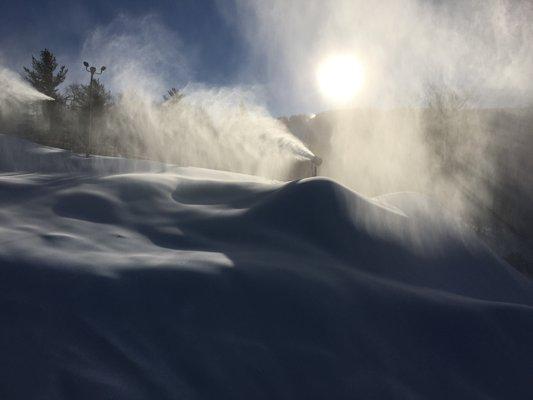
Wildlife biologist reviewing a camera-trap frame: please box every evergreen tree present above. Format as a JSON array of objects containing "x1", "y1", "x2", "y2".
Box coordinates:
[
  {"x1": 22, "y1": 49, "x2": 68, "y2": 140},
  {"x1": 23, "y1": 49, "x2": 67, "y2": 100}
]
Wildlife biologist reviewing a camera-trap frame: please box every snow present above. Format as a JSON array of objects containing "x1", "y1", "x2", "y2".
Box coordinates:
[
  {"x1": 1, "y1": 133, "x2": 532, "y2": 399},
  {"x1": 0, "y1": 67, "x2": 54, "y2": 106}
]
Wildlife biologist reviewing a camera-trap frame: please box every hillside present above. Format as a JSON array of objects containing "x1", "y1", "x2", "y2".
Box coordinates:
[{"x1": 1, "y1": 134, "x2": 532, "y2": 399}]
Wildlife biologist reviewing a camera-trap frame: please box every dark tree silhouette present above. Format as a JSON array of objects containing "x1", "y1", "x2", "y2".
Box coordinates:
[
  {"x1": 423, "y1": 83, "x2": 473, "y2": 176},
  {"x1": 65, "y1": 80, "x2": 112, "y2": 112},
  {"x1": 22, "y1": 49, "x2": 68, "y2": 136},
  {"x1": 163, "y1": 87, "x2": 185, "y2": 102},
  {"x1": 65, "y1": 80, "x2": 112, "y2": 151},
  {"x1": 23, "y1": 49, "x2": 67, "y2": 100}
]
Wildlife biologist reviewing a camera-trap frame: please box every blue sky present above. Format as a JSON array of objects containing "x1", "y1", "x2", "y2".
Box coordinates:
[{"x1": 1, "y1": 0, "x2": 245, "y2": 84}]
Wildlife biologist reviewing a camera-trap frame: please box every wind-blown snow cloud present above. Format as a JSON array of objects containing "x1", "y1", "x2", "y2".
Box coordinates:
[
  {"x1": 0, "y1": 65, "x2": 53, "y2": 133},
  {"x1": 78, "y1": 14, "x2": 190, "y2": 100},
  {"x1": 74, "y1": 14, "x2": 315, "y2": 179},
  {"x1": 0, "y1": 66, "x2": 53, "y2": 105},
  {"x1": 220, "y1": 0, "x2": 533, "y2": 218},
  {"x1": 228, "y1": 0, "x2": 533, "y2": 113}
]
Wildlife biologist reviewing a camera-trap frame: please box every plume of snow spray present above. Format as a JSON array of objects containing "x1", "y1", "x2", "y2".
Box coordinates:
[
  {"x1": 101, "y1": 86, "x2": 315, "y2": 180},
  {"x1": 0, "y1": 66, "x2": 53, "y2": 108},
  {"x1": 0, "y1": 66, "x2": 54, "y2": 137},
  {"x1": 81, "y1": 15, "x2": 315, "y2": 180}
]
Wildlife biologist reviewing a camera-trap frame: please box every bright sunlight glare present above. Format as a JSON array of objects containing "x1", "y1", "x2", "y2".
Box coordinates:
[{"x1": 316, "y1": 54, "x2": 364, "y2": 104}]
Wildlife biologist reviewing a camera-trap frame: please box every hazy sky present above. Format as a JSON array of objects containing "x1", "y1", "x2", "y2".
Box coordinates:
[
  {"x1": 2, "y1": 0, "x2": 533, "y2": 116},
  {"x1": 0, "y1": 1, "x2": 247, "y2": 95}
]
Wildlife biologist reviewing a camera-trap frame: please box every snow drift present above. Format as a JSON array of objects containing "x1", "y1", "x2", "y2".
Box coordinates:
[{"x1": 0, "y1": 134, "x2": 532, "y2": 399}]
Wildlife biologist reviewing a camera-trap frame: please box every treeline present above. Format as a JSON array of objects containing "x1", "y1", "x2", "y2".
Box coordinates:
[{"x1": 9, "y1": 48, "x2": 181, "y2": 157}]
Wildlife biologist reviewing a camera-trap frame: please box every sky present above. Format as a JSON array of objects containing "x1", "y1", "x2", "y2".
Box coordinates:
[
  {"x1": 2, "y1": 0, "x2": 533, "y2": 116},
  {"x1": 0, "y1": 1, "x2": 261, "y2": 108},
  {"x1": 0, "y1": 0, "x2": 245, "y2": 83}
]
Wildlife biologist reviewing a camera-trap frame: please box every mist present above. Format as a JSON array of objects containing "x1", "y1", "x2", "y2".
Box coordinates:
[
  {"x1": 0, "y1": 66, "x2": 53, "y2": 109},
  {"x1": 97, "y1": 87, "x2": 314, "y2": 179},
  {"x1": 227, "y1": 0, "x2": 533, "y2": 234},
  {"x1": 232, "y1": 0, "x2": 533, "y2": 112},
  {"x1": 2, "y1": 2, "x2": 532, "y2": 231},
  {"x1": 0, "y1": 14, "x2": 317, "y2": 181},
  {"x1": 82, "y1": 15, "x2": 317, "y2": 180}
]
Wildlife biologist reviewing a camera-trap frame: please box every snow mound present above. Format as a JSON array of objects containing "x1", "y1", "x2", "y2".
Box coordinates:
[{"x1": 1, "y1": 134, "x2": 532, "y2": 399}]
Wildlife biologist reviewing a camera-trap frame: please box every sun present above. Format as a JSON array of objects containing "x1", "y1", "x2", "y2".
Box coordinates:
[{"x1": 316, "y1": 54, "x2": 364, "y2": 103}]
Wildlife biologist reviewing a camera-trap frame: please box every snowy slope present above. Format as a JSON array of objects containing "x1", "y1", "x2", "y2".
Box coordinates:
[{"x1": 1, "y1": 134, "x2": 532, "y2": 400}]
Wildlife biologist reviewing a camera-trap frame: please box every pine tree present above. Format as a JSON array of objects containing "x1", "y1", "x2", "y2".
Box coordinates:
[
  {"x1": 22, "y1": 49, "x2": 68, "y2": 141},
  {"x1": 23, "y1": 49, "x2": 68, "y2": 100}
]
